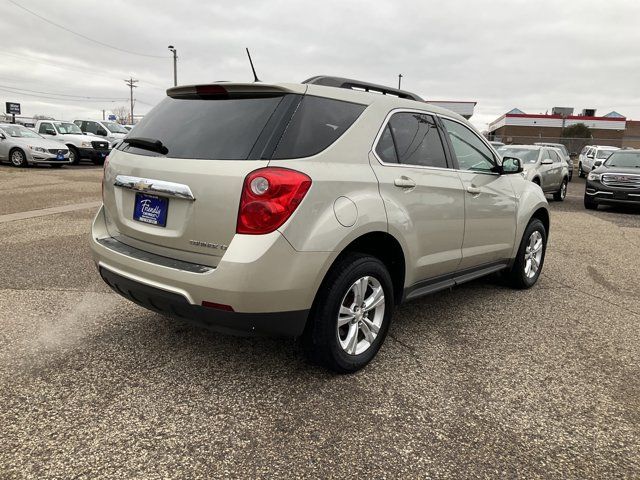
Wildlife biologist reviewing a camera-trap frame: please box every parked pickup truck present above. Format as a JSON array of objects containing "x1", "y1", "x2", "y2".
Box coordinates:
[{"x1": 35, "y1": 120, "x2": 111, "y2": 165}]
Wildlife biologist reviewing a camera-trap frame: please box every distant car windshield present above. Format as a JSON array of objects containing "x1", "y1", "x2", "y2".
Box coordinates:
[
  {"x1": 498, "y1": 147, "x2": 539, "y2": 164},
  {"x1": 605, "y1": 152, "x2": 640, "y2": 168},
  {"x1": 0, "y1": 125, "x2": 41, "y2": 139},
  {"x1": 104, "y1": 122, "x2": 128, "y2": 134},
  {"x1": 596, "y1": 149, "x2": 615, "y2": 159},
  {"x1": 55, "y1": 122, "x2": 83, "y2": 135}
]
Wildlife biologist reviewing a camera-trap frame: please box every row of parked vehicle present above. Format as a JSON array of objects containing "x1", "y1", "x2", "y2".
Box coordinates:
[{"x1": 0, "y1": 118, "x2": 131, "y2": 167}]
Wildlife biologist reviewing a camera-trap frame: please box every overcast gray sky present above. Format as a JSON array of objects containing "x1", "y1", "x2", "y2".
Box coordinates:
[{"x1": 1, "y1": 0, "x2": 639, "y2": 130}]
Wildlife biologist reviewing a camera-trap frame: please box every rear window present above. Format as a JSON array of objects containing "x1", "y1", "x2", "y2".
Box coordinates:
[{"x1": 119, "y1": 94, "x2": 365, "y2": 160}]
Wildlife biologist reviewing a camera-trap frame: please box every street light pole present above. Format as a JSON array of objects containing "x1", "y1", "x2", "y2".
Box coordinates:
[
  {"x1": 168, "y1": 45, "x2": 177, "y2": 86},
  {"x1": 124, "y1": 77, "x2": 138, "y2": 124}
]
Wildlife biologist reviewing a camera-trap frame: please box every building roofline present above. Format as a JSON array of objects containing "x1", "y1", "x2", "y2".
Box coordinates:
[{"x1": 505, "y1": 113, "x2": 625, "y2": 122}]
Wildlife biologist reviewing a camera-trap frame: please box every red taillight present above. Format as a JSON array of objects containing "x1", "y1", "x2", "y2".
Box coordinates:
[
  {"x1": 201, "y1": 301, "x2": 234, "y2": 312},
  {"x1": 101, "y1": 156, "x2": 109, "y2": 200},
  {"x1": 237, "y1": 167, "x2": 312, "y2": 235}
]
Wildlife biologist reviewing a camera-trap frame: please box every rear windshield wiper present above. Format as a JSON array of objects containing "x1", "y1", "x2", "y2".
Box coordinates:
[{"x1": 123, "y1": 137, "x2": 168, "y2": 155}]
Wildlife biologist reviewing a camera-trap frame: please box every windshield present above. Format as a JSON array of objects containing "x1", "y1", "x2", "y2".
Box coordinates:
[
  {"x1": 498, "y1": 147, "x2": 539, "y2": 164},
  {"x1": 55, "y1": 122, "x2": 83, "y2": 135},
  {"x1": 605, "y1": 152, "x2": 640, "y2": 168},
  {"x1": 0, "y1": 125, "x2": 42, "y2": 139},
  {"x1": 104, "y1": 121, "x2": 128, "y2": 134},
  {"x1": 596, "y1": 149, "x2": 615, "y2": 159}
]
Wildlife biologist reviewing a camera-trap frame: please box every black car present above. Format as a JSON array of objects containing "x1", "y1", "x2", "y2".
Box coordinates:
[{"x1": 584, "y1": 150, "x2": 640, "y2": 209}]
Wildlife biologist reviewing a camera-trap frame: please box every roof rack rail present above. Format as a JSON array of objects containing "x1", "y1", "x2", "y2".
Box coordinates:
[{"x1": 302, "y1": 75, "x2": 424, "y2": 102}]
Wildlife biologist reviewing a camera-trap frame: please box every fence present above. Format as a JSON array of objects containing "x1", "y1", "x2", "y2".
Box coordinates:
[{"x1": 488, "y1": 135, "x2": 624, "y2": 156}]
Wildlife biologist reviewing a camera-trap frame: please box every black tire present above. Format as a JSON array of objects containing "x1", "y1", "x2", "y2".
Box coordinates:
[
  {"x1": 584, "y1": 195, "x2": 598, "y2": 210},
  {"x1": 553, "y1": 178, "x2": 568, "y2": 201},
  {"x1": 568, "y1": 167, "x2": 573, "y2": 182},
  {"x1": 578, "y1": 162, "x2": 585, "y2": 178},
  {"x1": 9, "y1": 148, "x2": 28, "y2": 167},
  {"x1": 505, "y1": 218, "x2": 547, "y2": 290},
  {"x1": 92, "y1": 157, "x2": 105, "y2": 166},
  {"x1": 68, "y1": 146, "x2": 81, "y2": 165},
  {"x1": 302, "y1": 253, "x2": 394, "y2": 373}
]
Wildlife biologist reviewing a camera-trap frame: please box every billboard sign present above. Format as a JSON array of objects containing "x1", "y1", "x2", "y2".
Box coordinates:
[{"x1": 5, "y1": 102, "x2": 21, "y2": 115}]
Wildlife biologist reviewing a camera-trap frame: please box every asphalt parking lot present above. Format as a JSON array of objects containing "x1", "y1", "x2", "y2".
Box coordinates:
[{"x1": 1, "y1": 165, "x2": 638, "y2": 478}]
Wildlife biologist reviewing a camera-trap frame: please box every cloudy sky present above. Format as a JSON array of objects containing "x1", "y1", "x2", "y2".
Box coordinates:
[{"x1": 1, "y1": 0, "x2": 639, "y2": 130}]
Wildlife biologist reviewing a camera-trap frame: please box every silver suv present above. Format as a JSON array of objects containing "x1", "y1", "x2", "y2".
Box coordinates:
[
  {"x1": 91, "y1": 76, "x2": 550, "y2": 373},
  {"x1": 497, "y1": 145, "x2": 569, "y2": 201}
]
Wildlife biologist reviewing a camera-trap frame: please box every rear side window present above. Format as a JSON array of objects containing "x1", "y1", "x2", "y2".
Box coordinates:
[
  {"x1": 272, "y1": 96, "x2": 366, "y2": 159},
  {"x1": 375, "y1": 125, "x2": 398, "y2": 163},
  {"x1": 386, "y1": 113, "x2": 447, "y2": 168}
]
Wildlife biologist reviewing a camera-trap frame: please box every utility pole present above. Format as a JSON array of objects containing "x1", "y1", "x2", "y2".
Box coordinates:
[
  {"x1": 168, "y1": 45, "x2": 177, "y2": 86},
  {"x1": 398, "y1": 73, "x2": 403, "y2": 90},
  {"x1": 124, "y1": 77, "x2": 138, "y2": 124}
]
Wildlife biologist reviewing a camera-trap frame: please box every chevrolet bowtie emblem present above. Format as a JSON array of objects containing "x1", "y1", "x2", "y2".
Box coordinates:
[{"x1": 134, "y1": 180, "x2": 152, "y2": 191}]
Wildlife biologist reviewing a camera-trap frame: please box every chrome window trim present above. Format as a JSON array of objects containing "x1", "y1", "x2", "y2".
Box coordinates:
[
  {"x1": 114, "y1": 175, "x2": 196, "y2": 201},
  {"x1": 370, "y1": 108, "x2": 500, "y2": 176}
]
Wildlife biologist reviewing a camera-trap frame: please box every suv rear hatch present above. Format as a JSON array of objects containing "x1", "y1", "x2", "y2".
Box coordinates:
[
  {"x1": 102, "y1": 83, "x2": 306, "y2": 267},
  {"x1": 101, "y1": 82, "x2": 367, "y2": 267}
]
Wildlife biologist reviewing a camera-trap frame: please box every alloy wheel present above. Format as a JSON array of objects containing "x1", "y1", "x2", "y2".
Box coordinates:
[
  {"x1": 11, "y1": 150, "x2": 25, "y2": 167},
  {"x1": 523, "y1": 231, "x2": 543, "y2": 278},
  {"x1": 336, "y1": 276, "x2": 385, "y2": 355}
]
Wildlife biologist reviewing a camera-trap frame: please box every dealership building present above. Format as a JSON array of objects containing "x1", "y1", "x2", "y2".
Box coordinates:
[{"x1": 488, "y1": 107, "x2": 628, "y2": 147}]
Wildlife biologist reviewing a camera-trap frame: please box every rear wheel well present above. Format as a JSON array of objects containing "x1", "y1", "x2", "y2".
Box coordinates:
[
  {"x1": 530, "y1": 207, "x2": 550, "y2": 235},
  {"x1": 332, "y1": 232, "x2": 405, "y2": 306}
]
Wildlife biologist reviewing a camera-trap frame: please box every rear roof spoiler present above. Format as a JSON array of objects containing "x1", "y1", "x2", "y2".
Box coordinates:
[
  {"x1": 167, "y1": 83, "x2": 305, "y2": 99},
  {"x1": 302, "y1": 75, "x2": 424, "y2": 102}
]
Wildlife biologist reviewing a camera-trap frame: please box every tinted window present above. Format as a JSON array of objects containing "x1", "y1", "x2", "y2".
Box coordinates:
[
  {"x1": 386, "y1": 113, "x2": 447, "y2": 168},
  {"x1": 121, "y1": 96, "x2": 286, "y2": 160},
  {"x1": 375, "y1": 125, "x2": 398, "y2": 163},
  {"x1": 84, "y1": 121, "x2": 100, "y2": 135},
  {"x1": 549, "y1": 150, "x2": 562, "y2": 163},
  {"x1": 441, "y1": 118, "x2": 495, "y2": 172},
  {"x1": 38, "y1": 123, "x2": 51, "y2": 134},
  {"x1": 272, "y1": 96, "x2": 365, "y2": 159}
]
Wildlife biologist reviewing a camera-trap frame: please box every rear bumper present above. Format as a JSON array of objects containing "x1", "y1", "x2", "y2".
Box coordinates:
[
  {"x1": 90, "y1": 205, "x2": 331, "y2": 336},
  {"x1": 99, "y1": 266, "x2": 308, "y2": 336}
]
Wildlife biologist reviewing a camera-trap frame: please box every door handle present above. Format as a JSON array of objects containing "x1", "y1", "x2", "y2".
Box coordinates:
[
  {"x1": 394, "y1": 176, "x2": 416, "y2": 189},
  {"x1": 466, "y1": 186, "x2": 481, "y2": 195}
]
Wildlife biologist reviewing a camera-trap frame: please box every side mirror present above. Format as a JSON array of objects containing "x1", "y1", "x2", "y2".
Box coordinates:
[
  {"x1": 593, "y1": 160, "x2": 603, "y2": 168},
  {"x1": 45, "y1": 129, "x2": 56, "y2": 135},
  {"x1": 501, "y1": 156, "x2": 523, "y2": 174},
  {"x1": 541, "y1": 158, "x2": 553, "y2": 165}
]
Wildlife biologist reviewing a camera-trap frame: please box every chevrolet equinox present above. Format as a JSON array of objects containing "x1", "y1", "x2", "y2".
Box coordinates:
[{"x1": 91, "y1": 76, "x2": 550, "y2": 373}]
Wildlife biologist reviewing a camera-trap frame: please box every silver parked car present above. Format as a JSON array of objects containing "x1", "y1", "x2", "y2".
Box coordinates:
[
  {"x1": 534, "y1": 142, "x2": 573, "y2": 181},
  {"x1": 0, "y1": 123, "x2": 70, "y2": 167},
  {"x1": 92, "y1": 76, "x2": 550, "y2": 373},
  {"x1": 498, "y1": 145, "x2": 569, "y2": 201}
]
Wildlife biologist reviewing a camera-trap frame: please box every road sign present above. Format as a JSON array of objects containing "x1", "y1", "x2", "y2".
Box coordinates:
[
  {"x1": 108, "y1": 114, "x2": 117, "y2": 121},
  {"x1": 5, "y1": 102, "x2": 20, "y2": 115}
]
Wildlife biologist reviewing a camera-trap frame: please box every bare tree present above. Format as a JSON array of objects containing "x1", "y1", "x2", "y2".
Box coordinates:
[{"x1": 111, "y1": 105, "x2": 130, "y2": 124}]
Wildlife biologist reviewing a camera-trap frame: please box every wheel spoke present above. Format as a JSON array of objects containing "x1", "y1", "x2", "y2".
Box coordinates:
[
  {"x1": 338, "y1": 305, "x2": 355, "y2": 327},
  {"x1": 533, "y1": 238, "x2": 543, "y2": 253},
  {"x1": 363, "y1": 286, "x2": 384, "y2": 312},
  {"x1": 362, "y1": 317, "x2": 380, "y2": 335},
  {"x1": 344, "y1": 325, "x2": 358, "y2": 354},
  {"x1": 359, "y1": 320, "x2": 375, "y2": 343},
  {"x1": 524, "y1": 258, "x2": 531, "y2": 276},
  {"x1": 353, "y1": 277, "x2": 368, "y2": 306}
]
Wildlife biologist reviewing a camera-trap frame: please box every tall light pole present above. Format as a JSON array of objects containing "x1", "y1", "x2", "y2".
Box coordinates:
[
  {"x1": 168, "y1": 45, "x2": 177, "y2": 86},
  {"x1": 124, "y1": 77, "x2": 138, "y2": 124}
]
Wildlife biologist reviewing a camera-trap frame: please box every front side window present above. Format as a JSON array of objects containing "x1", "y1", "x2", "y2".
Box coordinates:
[
  {"x1": 38, "y1": 122, "x2": 52, "y2": 134},
  {"x1": 441, "y1": 118, "x2": 495, "y2": 172},
  {"x1": 549, "y1": 150, "x2": 562, "y2": 163},
  {"x1": 382, "y1": 112, "x2": 447, "y2": 168}
]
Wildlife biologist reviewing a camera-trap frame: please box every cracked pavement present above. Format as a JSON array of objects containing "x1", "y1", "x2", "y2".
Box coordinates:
[{"x1": 0, "y1": 164, "x2": 638, "y2": 478}]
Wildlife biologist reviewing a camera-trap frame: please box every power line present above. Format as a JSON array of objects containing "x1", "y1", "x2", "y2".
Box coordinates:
[
  {"x1": 7, "y1": 0, "x2": 166, "y2": 59},
  {"x1": 0, "y1": 86, "x2": 127, "y2": 103},
  {"x1": 0, "y1": 84, "x2": 128, "y2": 100}
]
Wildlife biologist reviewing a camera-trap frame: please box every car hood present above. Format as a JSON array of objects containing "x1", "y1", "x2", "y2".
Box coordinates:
[{"x1": 7, "y1": 136, "x2": 67, "y2": 149}]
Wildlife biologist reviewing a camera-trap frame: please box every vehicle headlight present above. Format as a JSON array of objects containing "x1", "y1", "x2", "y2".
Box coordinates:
[
  {"x1": 80, "y1": 141, "x2": 93, "y2": 148},
  {"x1": 29, "y1": 146, "x2": 46, "y2": 153},
  {"x1": 588, "y1": 172, "x2": 601, "y2": 181}
]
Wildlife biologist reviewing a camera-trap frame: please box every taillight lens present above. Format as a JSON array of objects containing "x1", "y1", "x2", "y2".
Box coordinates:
[
  {"x1": 237, "y1": 167, "x2": 311, "y2": 235},
  {"x1": 101, "y1": 156, "x2": 109, "y2": 200}
]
